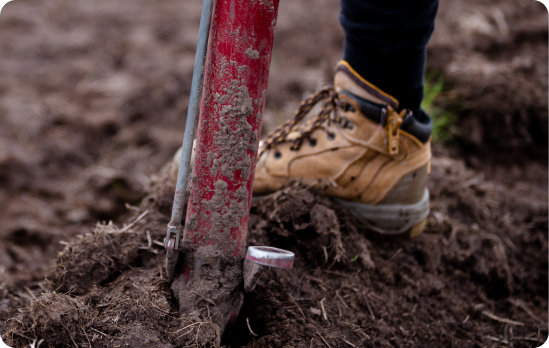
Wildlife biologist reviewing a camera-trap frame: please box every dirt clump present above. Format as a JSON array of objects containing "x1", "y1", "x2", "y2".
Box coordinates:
[
  {"x1": 248, "y1": 183, "x2": 374, "y2": 270},
  {"x1": 4, "y1": 178, "x2": 220, "y2": 347},
  {"x1": 52, "y1": 222, "x2": 143, "y2": 296},
  {"x1": 236, "y1": 162, "x2": 547, "y2": 347},
  {"x1": 5, "y1": 270, "x2": 219, "y2": 348}
]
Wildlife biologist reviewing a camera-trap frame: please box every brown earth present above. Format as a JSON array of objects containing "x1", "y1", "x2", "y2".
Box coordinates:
[
  {"x1": 429, "y1": 0, "x2": 548, "y2": 156},
  {"x1": 0, "y1": 0, "x2": 547, "y2": 347}
]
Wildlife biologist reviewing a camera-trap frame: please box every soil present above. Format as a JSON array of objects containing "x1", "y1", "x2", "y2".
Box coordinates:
[
  {"x1": 0, "y1": 0, "x2": 547, "y2": 347},
  {"x1": 428, "y1": 0, "x2": 548, "y2": 157}
]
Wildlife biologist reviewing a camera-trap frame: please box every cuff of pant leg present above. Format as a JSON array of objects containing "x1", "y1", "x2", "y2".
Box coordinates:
[{"x1": 342, "y1": 37, "x2": 426, "y2": 113}]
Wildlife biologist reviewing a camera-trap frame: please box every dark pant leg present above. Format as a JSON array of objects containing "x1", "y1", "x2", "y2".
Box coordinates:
[{"x1": 340, "y1": 0, "x2": 439, "y2": 116}]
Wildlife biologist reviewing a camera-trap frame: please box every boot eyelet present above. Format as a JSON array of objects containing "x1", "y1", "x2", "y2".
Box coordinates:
[
  {"x1": 327, "y1": 132, "x2": 335, "y2": 141},
  {"x1": 309, "y1": 138, "x2": 317, "y2": 147},
  {"x1": 274, "y1": 151, "x2": 282, "y2": 159},
  {"x1": 347, "y1": 122, "x2": 354, "y2": 130}
]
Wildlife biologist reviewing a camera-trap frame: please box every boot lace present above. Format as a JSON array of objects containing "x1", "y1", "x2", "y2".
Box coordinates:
[{"x1": 259, "y1": 86, "x2": 354, "y2": 157}]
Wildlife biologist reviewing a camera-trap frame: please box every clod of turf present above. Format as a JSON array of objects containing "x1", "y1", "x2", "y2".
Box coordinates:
[{"x1": 52, "y1": 222, "x2": 142, "y2": 295}]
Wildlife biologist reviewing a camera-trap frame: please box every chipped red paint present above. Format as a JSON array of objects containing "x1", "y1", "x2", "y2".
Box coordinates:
[{"x1": 184, "y1": 0, "x2": 279, "y2": 257}]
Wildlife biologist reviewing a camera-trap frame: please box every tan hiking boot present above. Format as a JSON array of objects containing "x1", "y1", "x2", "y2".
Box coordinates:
[{"x1": 253, "y1": 61, "x2": 433, "y2": 238}]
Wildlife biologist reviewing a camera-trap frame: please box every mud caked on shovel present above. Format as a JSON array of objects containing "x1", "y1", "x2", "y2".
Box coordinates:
[{"x1": 164, "y1": 0, "x2": 293, "y2": 341}]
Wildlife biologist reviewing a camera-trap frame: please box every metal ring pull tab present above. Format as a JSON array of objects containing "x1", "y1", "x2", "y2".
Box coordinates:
[{"x1": 243, "y1": 246, "x2": 295, "y2": 292}]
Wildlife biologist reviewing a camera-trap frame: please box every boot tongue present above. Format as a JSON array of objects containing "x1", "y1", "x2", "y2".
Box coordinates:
[{"x1": 334, "y1": 61, "x2": 399, "y2": 110}]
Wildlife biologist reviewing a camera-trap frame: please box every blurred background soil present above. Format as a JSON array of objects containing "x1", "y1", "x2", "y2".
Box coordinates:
[{"x1": 0, "y1": 0, "x2": 547, "y2": 347}]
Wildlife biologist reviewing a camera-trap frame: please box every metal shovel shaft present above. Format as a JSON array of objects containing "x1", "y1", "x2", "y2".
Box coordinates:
[
  {"x1": 185, "y1": 0, "x2": 279, "y2": 257},
  {"x1": 166, "y1": 0, "x2": 215, "y2": 256},
  {"x1": 170, "y1": 0, "x2": 280, "y2": 337}
]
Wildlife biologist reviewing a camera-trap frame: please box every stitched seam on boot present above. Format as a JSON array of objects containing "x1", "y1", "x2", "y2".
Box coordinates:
[
  {"x1": 336, "y1": 61, "x2": 399, "y2": 109},
  {"x1": 334, "y1": 149, "x2": 376, "y2": 187},
  {"x1": 360, "y1": 146, "x2": 431, "y2": 205},
  {"x1": 343, "y1": 154, "x2": 390, "y2": 202},
  {"x1": 287, "y1": 146, "x2": 359, "y2": 179}
]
